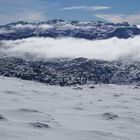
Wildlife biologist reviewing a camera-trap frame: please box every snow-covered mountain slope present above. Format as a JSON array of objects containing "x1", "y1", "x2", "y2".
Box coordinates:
[
  {"x1": 0, "y1": 20, "x2": 140, "y2": 86},
  {"x1": 137, "y1": 25, "x2": 140, "y2": 29},
  {"x1": 0, "y1": 76, "x2": 140, "y2": 140},
  {"x1": 0, "y1": 57, "x2": 139, "y2": 86},
  {"x1": 0, "y1": 19, "x2": 140, "y2": 40}
]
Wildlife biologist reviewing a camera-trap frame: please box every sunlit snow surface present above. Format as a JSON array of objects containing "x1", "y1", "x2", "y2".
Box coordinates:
[{"x1": 0, "y1": 76, "x2": 140, "y2": 140}]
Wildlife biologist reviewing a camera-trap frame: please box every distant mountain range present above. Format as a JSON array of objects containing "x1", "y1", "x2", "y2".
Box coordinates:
[{"x1": 0, "y1": 19, "x2": 140, "y2": 40}]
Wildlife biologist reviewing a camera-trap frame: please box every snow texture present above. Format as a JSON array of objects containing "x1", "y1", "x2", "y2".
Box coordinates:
[{"x1": 0, "y1": 76, "x2": 140, "y2": 140}]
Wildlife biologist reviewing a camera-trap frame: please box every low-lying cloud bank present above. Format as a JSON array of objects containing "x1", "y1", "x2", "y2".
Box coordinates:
[{"x1": 0, "y1": 36, "x2": 140, "y2": 61}]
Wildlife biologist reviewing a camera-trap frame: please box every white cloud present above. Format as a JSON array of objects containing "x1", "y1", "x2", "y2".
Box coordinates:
[
  {"x1": 0, "y1": 29, "x2": 15, "y2": 34},
  {"x1": 0, "y1": 11, "x2": 46, "y2": 24},
  {"x1": 0, "y1": 0, "x2": 48, "y2": 24},
  {"x1": 137, "y1": 25, "x2": 140, "y2": 29},
  {"x1": 0, "y1": 11, "x2": 47, "y2": 25},
  {"x1": 23, "y1": 12, "x2": 46, "y2": 22},
  {"x1": 62, "y1": 5, "x2": 111, "y2": 11},
  {"x1": 95, "y1": 14, "x2": 140, "y2": 24},
  {"x1": 38, "y1": 24, "x2": 53, "y2": 30},
  {"x1": 1, "y1": 36, "x2": 140, "y2": 61},
  {"x1": 13, "y1": 24, "x2": 35, "y2": 29},
  {"x1": 12, "y1": 23, "x2": 53, "y2": 30}
]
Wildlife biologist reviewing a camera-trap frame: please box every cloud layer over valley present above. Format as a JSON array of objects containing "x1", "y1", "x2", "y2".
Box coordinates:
[{"x1": 0, "y1": 36, "x2": 140, "y2": 61}]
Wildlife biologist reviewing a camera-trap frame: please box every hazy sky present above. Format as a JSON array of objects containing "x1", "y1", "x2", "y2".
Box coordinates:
[{"x1": 0, "y1": 0, "x2": 140, "y2": 24}]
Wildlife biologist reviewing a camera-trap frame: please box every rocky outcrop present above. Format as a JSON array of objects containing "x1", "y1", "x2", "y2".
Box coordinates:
[{"x1": 0, "y1": 57, "x2": 139, "y2": 86}]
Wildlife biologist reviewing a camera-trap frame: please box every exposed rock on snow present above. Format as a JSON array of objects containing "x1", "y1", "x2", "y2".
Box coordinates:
[
  {"x1": 19, "y1": 108, "x2": 41, "y2": 113},
  {"x1": 0, "y1": 114, "x2": 6, "y2": 120},
  {"x1": 30, "y1": 122, "x2": 51, "y2": 128},
  {"x1": 103, "y1": 112, "x2": 118, "y2": 120}
]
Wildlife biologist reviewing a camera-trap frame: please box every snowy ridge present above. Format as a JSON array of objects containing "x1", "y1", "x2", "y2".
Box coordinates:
[
  {"x1": 0, "y1": 76, "x2": 140, "y2": 140},
  {"x1": 0, "y1": 19, "x2": 140, "y2": 40}
]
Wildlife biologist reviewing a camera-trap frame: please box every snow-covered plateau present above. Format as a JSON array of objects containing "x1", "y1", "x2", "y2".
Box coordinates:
[{"x1": 0, "y1": 76, "x2": 140, "y2": 140}]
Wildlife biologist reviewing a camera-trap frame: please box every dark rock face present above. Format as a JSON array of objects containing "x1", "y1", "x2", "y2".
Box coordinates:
[
  {"x1": 30, "y1": 122, "x2": 50, "y2": 128},
  {"x1": 19, "y1": 108, "x2": 40, "y2": 113},
  {"x1": 103, "y1": 112, "x2": 118, "y2": 120},
  {"x1": 0, "y1": 57, "x2": 139, "y2": 86},
  {"x1": 0, "y1": 114, "x2": 6, "y2": 120},
  {"x1": 0, "y1": 20, "x2": 140, "y2": 40}
]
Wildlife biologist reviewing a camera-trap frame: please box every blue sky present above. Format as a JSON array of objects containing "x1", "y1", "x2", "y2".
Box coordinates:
[{"x1": 0, "y1": 0, "x2": 140, "y2": 24}]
